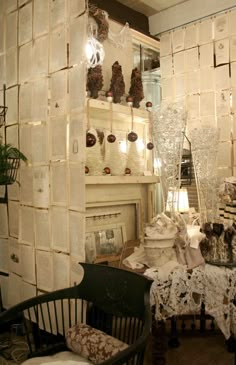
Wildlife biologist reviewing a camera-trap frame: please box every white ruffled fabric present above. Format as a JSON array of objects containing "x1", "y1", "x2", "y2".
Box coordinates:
[{"x1": 145, "y1": 213, "x2": 177, "y2": 239}]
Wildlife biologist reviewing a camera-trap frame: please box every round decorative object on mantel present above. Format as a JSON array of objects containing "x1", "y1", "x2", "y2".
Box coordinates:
[
  {"x1": 128, "y1": 131, "x2": 138, "y2": 142},
  {"x1": 146, "y1": 101, "x2": 152, "y2": 112},
  {"x1": 104, "y1": 166, "x2": 111, "y2": 175},
  {"x1": 107, "y1": 134, "x2": 116, "y2": 143},
  {"x1": 125, "y1": 167, "x2": 131, "y2": 175},
  {"x1": 147, "y1": 142, "x2": 154, "y2": 150},
  {"x1": 106, "y1": 91, "x2": 113, "y2": 103},
  {"x1": 126, "y1": 96, "x2": 133, "y2": 107},
  {"x1": 86, "y1": 132, "x2": 97, "y2": 147}
]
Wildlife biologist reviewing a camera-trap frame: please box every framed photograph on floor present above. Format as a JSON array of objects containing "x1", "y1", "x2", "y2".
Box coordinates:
[{"x1": 85, "y1": 223, "x2": 127, "y2": 264}]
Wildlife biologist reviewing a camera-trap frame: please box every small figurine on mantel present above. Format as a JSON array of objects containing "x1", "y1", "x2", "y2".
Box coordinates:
[
  {"x1": 128, "y1": 67, "x2": 144, "y2": 108},
  {"x1": 108, "y1": 61, "x2": 125, "y2": 103},
  {"x1": 86, "y1": 65, "x2": 104, "y2": 99}
]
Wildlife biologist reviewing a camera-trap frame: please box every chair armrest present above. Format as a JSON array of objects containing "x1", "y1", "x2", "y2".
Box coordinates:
[
  {"x1": 100, "y1": 303, "x2": 151, "y2": 365},
  {"x1": 100, "y1": 331, "x2": 150, "y2": 365}
]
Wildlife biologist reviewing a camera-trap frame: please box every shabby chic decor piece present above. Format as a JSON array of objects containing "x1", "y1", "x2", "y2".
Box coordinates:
[{"x1": 200, "y1": 222, "x2": 236, "y2": 266}]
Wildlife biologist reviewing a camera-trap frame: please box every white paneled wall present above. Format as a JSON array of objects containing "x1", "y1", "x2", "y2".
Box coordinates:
[
  {"x1": 0, "y1": 0, "x2": 87, "y2": 307},
  {"x1": 160, "y1": 8, "x2": 236, "y2": 178}
]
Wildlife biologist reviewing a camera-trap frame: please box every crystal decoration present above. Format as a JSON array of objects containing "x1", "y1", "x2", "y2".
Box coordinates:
[
  {"x1": 153, "y1": 103, "x2": 187, "y2": 208},
  {"x1": 190, "y1": 127, "x2": 220, "y2": 224}
]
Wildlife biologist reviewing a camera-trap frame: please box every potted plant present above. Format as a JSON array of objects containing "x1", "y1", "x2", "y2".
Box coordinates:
[{"x1": 0, "y1": 143, "x2": 27, "y2": 185}]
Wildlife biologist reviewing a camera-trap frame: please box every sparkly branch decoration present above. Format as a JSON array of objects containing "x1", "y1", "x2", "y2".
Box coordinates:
[
  {"x1": 128, "y1": 67, "x2": 144, "y2": 109},
  {"x1": 86, "y1": 65, "x2": 104, "y2": 99},
  {"x1": 190, "y1": 127, "x2": 220, "y2": 224},
  {"x1": 109, "y1": 61, "x2": 125, "y2": 104},
  {"x1": 153, "y1": 103, "x2": 187, "y2": 210}
]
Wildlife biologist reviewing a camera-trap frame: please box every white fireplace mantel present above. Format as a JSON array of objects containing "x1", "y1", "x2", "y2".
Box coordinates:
[
  {"x1": 86, "y1": 175, "x2": 159, "y2": 241},
  {"x1": 85, "y1": 176, "x2": 159, "y2": 184}
]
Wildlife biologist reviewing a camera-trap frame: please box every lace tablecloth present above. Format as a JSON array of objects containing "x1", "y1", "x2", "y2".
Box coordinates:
[{"x1": 146, "y1": 264, "x2": 236, "y2": 339}]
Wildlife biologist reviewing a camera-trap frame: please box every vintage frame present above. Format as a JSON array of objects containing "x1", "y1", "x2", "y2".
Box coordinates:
[{"x1": 85, "y1": 222, "x2": 127, "y2": 264}]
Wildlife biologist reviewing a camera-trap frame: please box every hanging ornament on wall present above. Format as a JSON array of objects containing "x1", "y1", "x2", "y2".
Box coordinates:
[
  {"x1": 128, "y1": 131, "x2": 138, "y2": 142},
  {"x1": 86, "y1": 132, "x2": 97, "y2": 147},
  {"x1": 127, "y1": 106, "x2": 138, "y2": 142},
  {"x1": 146, "y1": 101, "x2": 154, "y2": 150},
  {"x1": 86, "y1": 99, "x2": 97, "y2": 147},
  {"x1": 147, "y1": 142, "x2": 154, "y2": 150},
  {"x1": 107, "y1": 101, "x2": 116, "y2": 143}
]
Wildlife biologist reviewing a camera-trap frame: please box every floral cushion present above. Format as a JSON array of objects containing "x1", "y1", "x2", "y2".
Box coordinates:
[{"x1": 65, "y1": 323, "x2": 128, "y2": 365}]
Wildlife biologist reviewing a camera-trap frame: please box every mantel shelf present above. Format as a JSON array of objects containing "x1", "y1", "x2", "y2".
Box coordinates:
[
  {"x1": 85, "y1": 175, "x2": 159, "y2": 185},
  {"x1": 86, "y1": 98, "x2": 150, "y2": 124}
]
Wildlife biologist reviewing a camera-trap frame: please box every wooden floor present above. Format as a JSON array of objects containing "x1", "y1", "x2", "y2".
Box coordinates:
[
  {"x1": 0, "y1": 329, "x2": 235, "y2": 365},
  {"x1": 145, "y1": 333, "x2": 235, "y2": 365}
]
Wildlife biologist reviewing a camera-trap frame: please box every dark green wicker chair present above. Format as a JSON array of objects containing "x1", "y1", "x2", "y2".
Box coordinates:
[{"x1": 0, "y1": 263, "x2": 153, "y2": 365}]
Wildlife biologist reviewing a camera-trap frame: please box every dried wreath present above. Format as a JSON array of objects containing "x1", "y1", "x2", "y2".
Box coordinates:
[{"x1": 89, "y1": 5, "x2": 109, "y2": 42}]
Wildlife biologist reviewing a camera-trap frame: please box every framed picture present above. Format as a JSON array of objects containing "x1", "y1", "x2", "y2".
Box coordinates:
[{"x1": 85, "y1": 223, "x2": 127, "y2": 263}]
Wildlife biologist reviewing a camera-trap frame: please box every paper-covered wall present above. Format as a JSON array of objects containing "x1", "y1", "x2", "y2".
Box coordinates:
[
  {"x1": 160, "y1": 9, "x2": 236, "y2": 179},
  {"x1": 0, "y1": 0, "x2": 86, "y2": 308}
]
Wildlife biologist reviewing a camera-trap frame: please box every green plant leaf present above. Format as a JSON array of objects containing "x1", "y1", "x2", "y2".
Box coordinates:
[{"x1": 0, "y1": 143, "x2": 27, "y2": 161}]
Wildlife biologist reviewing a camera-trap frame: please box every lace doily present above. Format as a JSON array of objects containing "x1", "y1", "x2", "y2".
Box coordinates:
[{"x1": 147, "y1": 264, "x2": 236, "y2": 339}]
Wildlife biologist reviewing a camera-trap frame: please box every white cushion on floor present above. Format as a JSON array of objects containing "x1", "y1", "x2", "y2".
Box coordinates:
[{"x1": 22, "y1": 351, "x2": 93, "y2": 365}]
